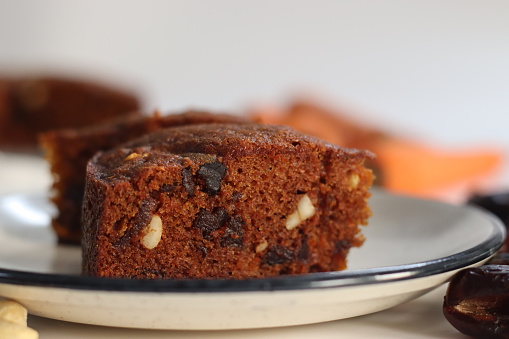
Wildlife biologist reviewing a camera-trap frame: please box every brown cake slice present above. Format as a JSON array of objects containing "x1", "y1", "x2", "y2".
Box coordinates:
[
  {"x1": 0, "y1": 76, "x2": 140, "y2": 151},
  {"x1": 40, "y1": 111, "x2": 249, "y2": 244},
  {"x1": 82, "y1": 123, "x2": 374, "y2": 279}
]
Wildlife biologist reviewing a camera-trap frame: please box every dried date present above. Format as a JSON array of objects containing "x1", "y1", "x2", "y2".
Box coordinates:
[
  {"x1": 468, "y1": 192, "x2": 509, "y2": 251},
  {"x1": 262, "y1": 245, "x2": 294, "y2": 265},
  {"x1": 181, "y1": 167, "x2": 195, "y2": 196},
  {"x1": 197, "y1": 160, "x2": 227, "y2": 195},
  {"x1": 443, "y1": 265, "x2": 509, "y2": 339},
  {"x1": 444, "y1": 192, "x2": 509, "y2": 338}
]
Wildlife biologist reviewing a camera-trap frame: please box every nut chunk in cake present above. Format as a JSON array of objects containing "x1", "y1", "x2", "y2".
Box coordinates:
[{"x1": 82, "y1": 123, "x2": 374, "y2": 279}]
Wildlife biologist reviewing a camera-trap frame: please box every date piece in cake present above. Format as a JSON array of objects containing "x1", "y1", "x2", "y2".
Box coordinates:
[
  {"x1": 40, "y1": 111, "x2": 249, "y2": 244},
  {"x1": 0, "y1": 76, "x2": 140, "y2": 150},
  {"x1": 82, "y1": 123, "x2": 373, "y2": 279}
]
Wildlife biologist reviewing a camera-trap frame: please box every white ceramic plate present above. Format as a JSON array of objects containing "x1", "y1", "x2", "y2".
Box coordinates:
[{"x1": 0, "y1": 190, "x2": 504, "y2": 330}]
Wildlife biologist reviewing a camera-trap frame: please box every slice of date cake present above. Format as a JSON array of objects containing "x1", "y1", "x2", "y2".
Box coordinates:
[
  {"x1": 82, "y1": 123, "x2": 373, "y2": 279},
  {"x1": 40, "y1": 111, "x2": 248, "y2": 244}
]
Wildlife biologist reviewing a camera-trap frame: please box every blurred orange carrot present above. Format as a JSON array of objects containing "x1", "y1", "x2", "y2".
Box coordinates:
[{"x1": 370, "y1": 138, "x2": 501, "y2": 197}]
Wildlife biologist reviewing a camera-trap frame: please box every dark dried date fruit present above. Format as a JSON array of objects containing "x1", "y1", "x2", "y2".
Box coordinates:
[
  {"x1": 197, "y1": 160, "x2": 227, "y2": 196},
  {"x1": 193, "y1": 207, "x2": 228, "y2": 236},
  {"x1": 297, "y1": 237, "x2": 310, "y2": 262},
  {"x1": 263, "y1": 246, "x2": 294, "y2": 265},
  {"x1": 181, "y1": 167, "x2": 195, "y2": 196},
  {"x1": 193, "y1": 207, "x2": 245, "y2": 247},
  {"x1": 220, "y1": 215, "x2": 244, "y2": 247},
  {"x1": 443, "y1": 265, "x2": 509, "y2": 339}
]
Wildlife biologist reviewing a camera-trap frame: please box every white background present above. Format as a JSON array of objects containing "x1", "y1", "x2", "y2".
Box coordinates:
[{"x1": 0, "y1": 0, "x2": 508, "y2": 148}]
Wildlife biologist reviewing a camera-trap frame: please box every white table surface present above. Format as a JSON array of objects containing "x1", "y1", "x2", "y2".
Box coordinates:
[{"x1": 0, "y1": 152, "x2": 469, "y2": 338}]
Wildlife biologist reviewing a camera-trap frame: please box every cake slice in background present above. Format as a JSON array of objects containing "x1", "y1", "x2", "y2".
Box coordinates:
[
  {"x1": 40, "y1": 111, "x2": 249, "y2": 244},
  {"x1": 0, "y1": 76, "x2": 140, "y2": 151}
]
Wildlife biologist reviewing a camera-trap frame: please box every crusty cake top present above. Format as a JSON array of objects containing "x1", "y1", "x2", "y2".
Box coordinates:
[{"x1": 88, "y1": 123, "x2": 374, "y2": 181}]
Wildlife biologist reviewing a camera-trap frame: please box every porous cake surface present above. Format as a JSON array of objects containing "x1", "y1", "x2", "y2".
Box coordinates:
[
  {"x1": 82, "y1": 123, "x2": 373, "y2": 279},
  {"x1": 40, "y1": 111, "x2": 248, "y2": 244}
]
